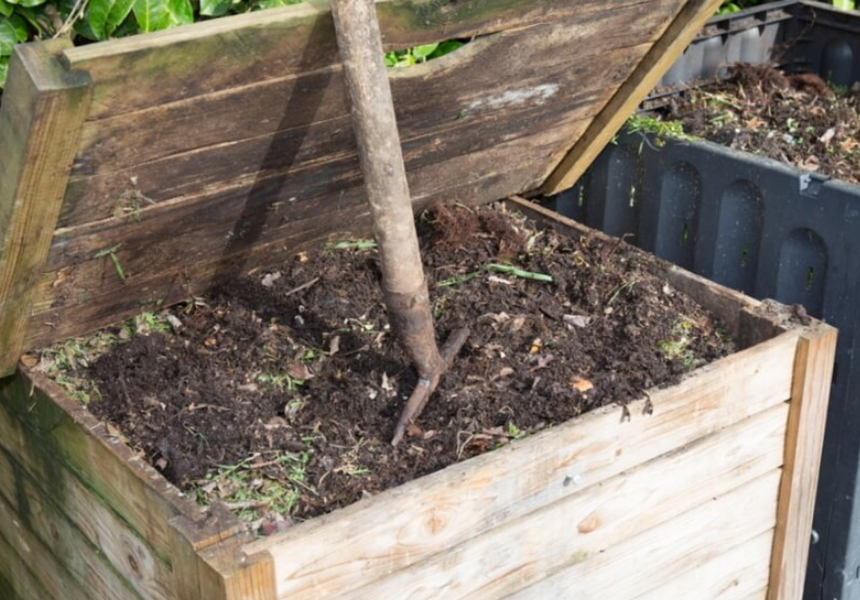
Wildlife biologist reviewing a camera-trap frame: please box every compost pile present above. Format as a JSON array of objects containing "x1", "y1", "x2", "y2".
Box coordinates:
[
  {"x1": 45, "y1": 203, "x2": 733, "y2": 533},
  {"x1": 663, "y1": 63, "x2": 860, "y2": 184}
]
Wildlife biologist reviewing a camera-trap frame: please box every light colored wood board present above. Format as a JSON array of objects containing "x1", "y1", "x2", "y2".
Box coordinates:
[
  {"x1": 0, "y1": 449, "x2": 142, "y2": 599},
  {"x1": 504, "y1": 470, "x2": 782, "y2": 600},
  {"x1": 0, "y1": 489, "x2": 90, "y2": 600},
  {"x1": 542, "y1": 0, "x2": 725, "y2": 194},
  {"x1": 29, "y1": 125, "x2": 570, "y2": 348},
  {"x1": 0, "y1": 368, "x2": 211, "y2": 568},
  {"x1": 632, "y1": 531, "x2": 774, "y2": 600},
  {"x1": 744, "y1": 589, "x2": 769, "y2": 600},
  {"x1": 198, "y1": 537, "x2": 277, "y2": 600},
  {"x1": 506, "y1": 197, "x2": 774, "y2": 340},
  {"x1": 0, "y1": 444, "x2": 172, "y2": 600},
  {"x1": 0, "y1": 40, "x2": 92, "y2": 375},
  {"x1": 60, "y1": 0, "x2": 663, "y2": 119},
  {"x1": 0, "y1": 520, "x2": 58, "y2": 600},
  {"x1": 768, "y1": 325, "x2": 838, "y2": 600},
  {"x1": 341, "y1": 404, "x2": 788, "y2": 600},
  {"x1": 246, "y1": 331, "x2": 798, "y2": 597},
  {"x1": 61, "y1": 20, "x2": 657, "y2": 226}
]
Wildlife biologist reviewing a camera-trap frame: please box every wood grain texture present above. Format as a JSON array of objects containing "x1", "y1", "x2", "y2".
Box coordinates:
[
  {"x1": 0, "y1": 40, "x2": 92, "y2": 375},
  {"x1": 632, "y1": 532, "x2": 774, "y2": 600},
  {"x1": 541, "y1": 0, "x2": 725, "y2": 194},
  {"x1": 247, "y1": 331, "x2": 797, "y2": 598},
  {"x1": 0, "y1": 520, "x2": 58, "y2": 600},
  {"x1": 504, "y1": 471, "x2": 782, "y2": 600},
  {"x1": 342, "y1": 404, "x2": 788, "y2": 600},
  {"x1": 61, "y1": 3, "x2": 667, "y2": 225},
  {"x1": 768, "y1": 325, "x2": 838, "y2": 600},
  {"x1": 0, "y1": 368, "x2": 211, "y2": 580},
  {"x1": 29, "y1": 127, "x2": 572, "y2": 348},
  {"x1": 59, "y1": 0, "x2": 655, "y2": 118},
  {"x1": 0, "y1": 489, "x2": 90, "y2": 600},
  {"x1": 0, "y1": 445, "x2": 168, "y2": 600}
]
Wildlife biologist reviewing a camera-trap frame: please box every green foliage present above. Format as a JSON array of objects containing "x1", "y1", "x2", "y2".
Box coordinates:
[{"x1": 385, "y1": 40, "x2": 464, "y2": 68}]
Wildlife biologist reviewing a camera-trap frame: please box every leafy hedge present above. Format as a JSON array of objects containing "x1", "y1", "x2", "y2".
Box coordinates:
[{"x1": 0, "y1": 0, "x2": 854, "y2": 88}]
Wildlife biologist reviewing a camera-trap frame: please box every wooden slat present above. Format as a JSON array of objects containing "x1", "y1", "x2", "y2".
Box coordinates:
[
  {"x1": 768, "y1": 325, "x2": 838, "y2": 600},
  {"x1": 0, "y1": 448, "x2": 141, "y2": 599},
  {"x1": 61, "y1": 16, "x2": 660, "y2": 226},
  {"x1": 28, "y1": 125, "x2": 571, "y2": 347},
  {"x1": 0, "y1": 368, "x2": 212, "y2": 572},
  {"x1": 0, "y1": 521, "x2": 58, "y2": 600},
  {"x1": 0, "y1": 490, "x2": 90, "y2": 600},
  {"x1": 0, "y1": 445, "x2": 169, "y2": 600},
  {"x1": 542, "y1": 0, "x2": 725, "y2": 194},
  {"x1": 504, "y1": 471, "x2": 782, "y2": 600},
  {"x1": 246, "y1": 331, "x2": 798, "y2": 598},
  {"x1": 59, "y1": 0, "x2": 655, "y2": 119},
  {"x1": 632, "y1": 532, "x2": 774, "y2": 600},
  {"x1": 0, "y1": 40, "x2": 92, "y2": 375},
  {"x1": 343, "y1": 404, "x2": 788, "y2": 600}
]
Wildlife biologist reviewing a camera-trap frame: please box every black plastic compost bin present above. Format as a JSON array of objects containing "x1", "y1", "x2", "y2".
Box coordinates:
[{"x1": 547, "y1": 2, "x2": 860, "y2": 598}]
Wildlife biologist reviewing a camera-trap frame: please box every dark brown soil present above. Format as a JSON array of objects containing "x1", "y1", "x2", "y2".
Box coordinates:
[
  {"x1": 64, "y1": 204, "x2": 732, "y2": 532},
  {"x1": 662, "y1": 63, "x2": 860, "y2": 184}
]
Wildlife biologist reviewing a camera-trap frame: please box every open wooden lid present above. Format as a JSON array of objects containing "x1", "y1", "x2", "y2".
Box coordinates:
[{"x1": 0, "y1": 0, "x2": 721, "y2": 374}]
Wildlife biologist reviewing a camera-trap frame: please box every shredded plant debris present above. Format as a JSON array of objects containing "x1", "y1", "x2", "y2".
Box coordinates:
[
  {"x1": 37, "y1": 203, "x2": 734, "y2": 535},
  {"x1": 661, "y1": 62, "x2": 860, "y2": 183}
]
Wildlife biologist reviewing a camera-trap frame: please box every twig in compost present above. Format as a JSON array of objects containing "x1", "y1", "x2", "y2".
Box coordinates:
[{"x1": 284, "y1": 277, "x2": 320, "y2": 297}]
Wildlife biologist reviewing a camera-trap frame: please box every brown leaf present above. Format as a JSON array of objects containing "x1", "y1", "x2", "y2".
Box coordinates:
[
  {"x1": 570, "y1": 379, "x2": 594, "y2": 393},
  {"x1": 286, "y1": 361, "x2": 314, "y2": 381},
  {"x1": 20, "y1": 354, "x2": 39, "y2": 369}
]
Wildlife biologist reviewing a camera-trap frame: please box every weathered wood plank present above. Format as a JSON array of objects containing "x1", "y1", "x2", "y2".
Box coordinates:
[
  {"x1": 0, "y1": 489, "x2": 90, "y2": 600},
  {"x1": 61, "y1": 20, "x2": 653, "y2": 226},
  {"x1": 246, "y1": 331, "x2": 797, "y2": 597},
  {"x1": 504, "y1": 470, "x2": 782, "y2": 600},
  {"x1": 768, "y1": 325, "x2": 838, "y2": 600},
  {"x1": 0, "y1": 368, "x2": 211, "y2": 570},
  {"x1": 0, "y1": 444, "x2": 170, "y2": 600},
  {"x1": 29, "y1": 126, "x2": 571, "y2": 347},
  {"x1": 632, "y1": 532, "x2": 774, "y2": 600},
  {"x1": 542, "y1": 0, "x2": 725, "y2": 194},
  {"x1": 342, "y1": 404, "x2": 788, "y2": 600},
  {"x1": 0, "y1": 521, "x2": 58, "y2": 600},
  {"x1": 0, "y1": 448, "x2": 142, "y2": 599},
  {"x1": 60, "y1": 0, "x2": 660, "y2": 119},
  {"x1": 0, "y1": 41, "x2": 92, "y2": 375}
]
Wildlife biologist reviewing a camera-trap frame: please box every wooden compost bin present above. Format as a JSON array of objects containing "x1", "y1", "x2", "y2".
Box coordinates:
[
  {"x1": 0, "y1": 0, "x2": 836, "y2": 598},
  {"x1": 0, "y1": 198, "x2": 837, "y2": 600}
]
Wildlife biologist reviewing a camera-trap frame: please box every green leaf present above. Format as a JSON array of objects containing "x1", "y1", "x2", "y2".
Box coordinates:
[
  {"x1": 411, "y1": 43, "x2": 438, "y2": 61},
  {"x1": 833, "y1": 0, "x2": 855, "y2": 10},
  {"x1": 0, "y1": 1, "x2": 12, "y2": 17},
  {"x1": 0, "y1": 20, "x2": 18, "y2": 55},
  {"x1": 199, "y1": 0, "x2": 231, "y2": 17},
  {"x1": 88, "y1": 0, "x2": 136, "y2": 39},
  {"x1": 430, "y1": 40, "x2": 464, "y2": 58},
  {"x1": 165, "y1": 0, "x2": 193, "y2": 26},
  {"x1": 15, "y1": 0, "x2": 47, "y2": 7},
  {"x1": 133, "y1": 0, "x2": 169, "y2": 32},
  {"x1": 0, "y1": 55, "x2": 8, "y2": 88},
  {"x1": 6, "y1": 14, "x2": 28, "y2": 41}
]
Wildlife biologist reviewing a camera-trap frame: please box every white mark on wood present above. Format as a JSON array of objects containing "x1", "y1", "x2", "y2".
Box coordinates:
[{"x1": 467, "y1": 84, "x2": 560, "y2": 112}]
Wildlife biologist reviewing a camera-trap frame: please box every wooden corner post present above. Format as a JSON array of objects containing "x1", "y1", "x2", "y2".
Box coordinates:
[
  {"x1": 0, "y1": 40, "x2": 92, "y2": 376},
  {"x1": 769, "y1": 325, "x2": 838, "y2": 600}
]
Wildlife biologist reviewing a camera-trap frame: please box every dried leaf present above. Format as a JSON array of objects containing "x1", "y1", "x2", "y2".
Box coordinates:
[
  {"x1": 562, "y1": 315, "x2": 591, "y2": 328},
  {"x1": 286, "y1": 361, "x2": 314, "y2": 381},
  {"x1": 570, "y1": 379, "x2": 594, "y2": 393}
]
